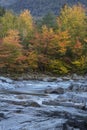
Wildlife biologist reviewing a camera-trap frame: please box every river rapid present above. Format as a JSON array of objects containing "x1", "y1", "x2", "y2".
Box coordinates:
[{"x1": 0, "y1": 75, "x2": 87, "y2": 130}]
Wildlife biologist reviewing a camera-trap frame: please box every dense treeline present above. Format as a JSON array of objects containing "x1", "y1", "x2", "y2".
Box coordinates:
[
  {"x1": 0, "y1": 4, "x2": 87, "y2": 75},
  {"x1": 7, "y1": 0, "x2": 87, "y2": 17}
]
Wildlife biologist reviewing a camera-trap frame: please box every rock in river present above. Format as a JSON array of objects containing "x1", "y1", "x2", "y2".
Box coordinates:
[{"x1": 45, "y1": 87, "x2": 64, "y2": 94}]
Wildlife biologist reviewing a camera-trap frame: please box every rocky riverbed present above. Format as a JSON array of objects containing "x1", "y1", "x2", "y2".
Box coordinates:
[{"x1": 0, "y1": 75, "x2": 87, "y2": 130}]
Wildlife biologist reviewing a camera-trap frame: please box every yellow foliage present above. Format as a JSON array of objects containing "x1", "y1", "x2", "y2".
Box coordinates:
[
  {"x1": 42, "y1": 25, "x2": 54, "y2": 35},
  {"x1": 58, "y1": 4, "x2": 86, "y2": 28},
  {"x1": 20, "y1": 9, "x2": 33, "y2": 30},
  {"x1": 58, "y1": 4, "x2": 86, "y2": 41},
  {"x1": 18, "y1": 9, "x2": 33, "y2": 39},
  {"x1": 0, "y1": 11, "x2": 17, "y2": 37},
  {"x1": 3, "y1": 29, "x2": 21, "y2": 45},
  {"x1": 72, "y1": 56, "x2": 87, "y2": 73},
  {"x1": 49, "y1": 59, "x2": 69, "y2": 74},
  {"x1": 49, "y1": 30, "x2": 70, "y2": 55}
]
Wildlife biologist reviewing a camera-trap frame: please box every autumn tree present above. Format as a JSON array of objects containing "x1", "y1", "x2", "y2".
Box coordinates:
[
  {"x1": 26, "y1": 51, "x2": 38, "y2": 71},
  {"x1": 29, "y1": 26, "x2": 52, "y2": 71},
  {"x1": 30, "y1": 25, "x2": 70, "y2": 72},
  {"x1": 17, "y1": 9, "x2": 34, "y2": 46},
  {"x1": 0, "y1": 29, "x2": 23, "y2": 72},
  {"x1": 58, "y1": 4, "x2": 87, "y2": 42},
  {"x1": 0, "y1": 11, "x2": 17, "y2": 37},
  {"x1": 57, "y1": 4, "x2": 87, "y2": 61}
]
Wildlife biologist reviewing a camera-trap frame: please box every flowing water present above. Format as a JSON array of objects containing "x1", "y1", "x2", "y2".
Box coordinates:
[{"x1": 0, "y1": 76, "x2": 87, "y2": 130}]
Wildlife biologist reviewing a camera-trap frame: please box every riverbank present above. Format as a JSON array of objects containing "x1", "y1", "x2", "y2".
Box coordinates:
[{"x1": 0, "y1": 71, "x2": 86, "y2": 81}]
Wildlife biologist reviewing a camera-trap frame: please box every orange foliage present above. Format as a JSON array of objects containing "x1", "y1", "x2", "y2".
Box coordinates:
[
  {"x1": 73, "y1": 38, "x2": 83, "y2": 56},
  {"x1": 27, "y1": 51, "x2": 38, "y2": 70},
  {"x1": 74, "y1": 39, "x2": 82, "y2": 49},
  {"x1": 0, "y1": 30, "x2": 23, "y2": 71}
]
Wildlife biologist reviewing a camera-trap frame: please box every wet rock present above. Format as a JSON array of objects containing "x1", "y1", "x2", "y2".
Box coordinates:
[
  {"x1": 0, "y1": 77, "x2": 13, "y2": 83},
  {"x1": 1, "y1": 99, "x2": 41, "y2": 107},
  {"x1": 38, "y1": 106, "x2": 87, "y2": 129},
  {"x1": 62, "y1": 76, "x2": 71, "y2": 81},
  {"x1": 59, "y1": 102, "x2": 74, "y2": 107},
  {"x1": 0, "y1": 113, "x2": 5, "y2": 118},
  {"x1": 0, "y1": 113, "x2": 6, "y2": 121},
  {"x1": 16, "y1": 95, "x2": 28, "y2": 99},
  {"x1": 59, "y1": 102, "x2": 86, "y2": 110},
  {"x1": 67, "y1": 83, "x2": 87, "y2": 92},
  {"x1": 74, "y1": 103, "x2": 86, "y2": 110},
  {"x1": 28, "y1": 101, "x2": 41, "y2": 107},
  {"x1": 42, "y1": 100, "x2": 60, "y2": 106},
  {"x1": 45, "y1": 87, "x2": 64, "y2": 94},
  {"x1": 0, "y1": 82, "x2": 15, "y2": 90},
  {"x1": 56, "y1": 78, "x2": 63, "y2": 82},
  {"x1": 67, "y1": 119, "x2": 87, "y2": 130},
  {"x1": 43, "y1": 100, "x2": 86, "y2": 110},
  {"x1": 72, "y1": 74, "x2": 84, "y2": 80},
  {"x1": 68, "y1": 83, "x2": 81, "y2": 91},
  {"x1": 19, "y1": 118, "x2": 67, "y2": 130},
  {"x1": 65, "y1": 125, "x2": 80, "y2": 130},
  {"x1": 43, "y1": 77, "x2": 57, "y2": 82},
  {"x1": 14, "y1": 109, "x2": 23, "y2": 113}
]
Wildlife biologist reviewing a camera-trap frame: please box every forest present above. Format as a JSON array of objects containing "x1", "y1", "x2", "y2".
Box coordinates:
[
  {"x1": 0, "y1": 4, "x2": 87, "y2": 75},
  {"x1": 7, "y1": 0, "x2": 87, "y2": 17}
]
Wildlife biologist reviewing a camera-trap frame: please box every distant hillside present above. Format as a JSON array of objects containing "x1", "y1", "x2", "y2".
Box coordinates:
[
  {"x1": 0, "y1": 0, "x2": 87, "y2": 16},
  {"x1": 0, "y1": 0, "x2": 17, "y2": 7}
]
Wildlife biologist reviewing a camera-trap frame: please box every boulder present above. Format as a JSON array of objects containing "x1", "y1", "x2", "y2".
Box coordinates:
[
  {"x1": 0, "y1": 77, "x2": 13, "y2": 83},
  {"x1": 45, "y1": 87, "x2": 64, "y2": 94},
  {"x1": 13, "y1": 100, "x2": 41, "y2": 107},
  {"x1": 0, "y1": 113, "x2": 5, "y2": 118},
  {"x1": 43, "y1": 77, "x2": 57, "y2": 82},
  {"x1": 68, "y1": 83, "x2": 87, "y2": 92},
  {"x1": 42, "y1": 100, "x2": 60, "y2": 106},
  {"x1": 72, "y1": 74, "x2": 84, "y2": 80}
]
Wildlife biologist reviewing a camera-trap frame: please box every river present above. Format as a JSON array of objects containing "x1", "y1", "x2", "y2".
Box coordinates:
[{"x1": 0, "y1": 75, "x2": 87, "y2": 130}]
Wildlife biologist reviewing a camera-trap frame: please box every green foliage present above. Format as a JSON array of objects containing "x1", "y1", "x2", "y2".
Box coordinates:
[
  {"x1": 0, "y1": 11, "x2": 17, "y2": 37},
  {"x1": 37, "y1": 12, "x2": 58, "y2": 30},
  {"x1": 0, "y1": 6, "x2": 5, "y2": 16}
]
